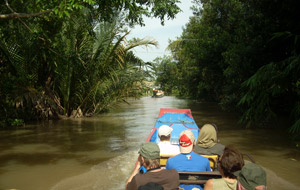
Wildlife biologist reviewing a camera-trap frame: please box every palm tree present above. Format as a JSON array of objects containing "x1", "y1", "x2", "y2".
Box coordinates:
[{"x1": 52, "y1": 13, "x2": 158, "y2": 117}]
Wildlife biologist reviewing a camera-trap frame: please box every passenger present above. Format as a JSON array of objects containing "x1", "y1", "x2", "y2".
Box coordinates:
[
  {"x1": 126, "y1": 142, "x2": 179, "y2": 190},
  {"x1": 138, "y1": 182, "x2": 164, "y2": 190},
  {"x1": 166, "y1": 130, "x2": 211, "y2": 190},
  {"x1": 194, "y1": 124, "x2": 225, "y2": 156},
  {"x1": 204, "y1": 145, "x2": 244, "y2": 190},
  {"x1": 158, "y1": 125, "x2": 180, "y2": 155},
  {"x1": 235, "y1": 163, "x2": 267, "y2": 190}
]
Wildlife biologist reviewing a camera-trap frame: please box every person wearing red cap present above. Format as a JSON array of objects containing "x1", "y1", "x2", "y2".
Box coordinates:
[{"x1": 166, "y1": 130, "x2": 211, "y2": 190}]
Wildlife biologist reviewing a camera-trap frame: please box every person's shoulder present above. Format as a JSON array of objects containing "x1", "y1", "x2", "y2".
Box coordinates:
[
  {"x1": 206, "y1": 179, "x2": 214, "y2": 185},
  {"x1": 169, "y1": 143, "x2": 179, "y2": 148},
  {"x1": 214, "y1": 143, "x2": 225, "y2": 149},
  {"x1": 162, "y1": 142, "x2": 179, "y2": 148},
  {"x1": 162, "y1": 168, "x2": 178, "y2": 174},
  {"x1": 162, "y1": 169, "x2": 179, "y2": 179},
  {"x1": 132, "y1": 173, "x2": 143, "y2": 180},
  {"x1": 193, "y1": 145, "x2": 210, "y2": 155},
  {"x1": 127, "y1": 174, "x2": 139, "y2": 190},
  {"x1": 193, "y1": 152, "x2": 210, "y2": 163},
  {"x1": 192, "y1": 152, "x2": 208, "y2": 159},
  {"x1": 162, "y1": 142, "x2": 178, "y2": 149},
  {"x1": 211, "y1": 143, "x2": 225, "y2": 156},
  {"x1": 194, "y1": 144, "x2": 205, "y2": 151},
  {"x1": 166, "y1": 153, "x2": 182, "y2": 166},
  {"x1": 167, "y1": 168, "x2": 178, "y2": 173},
  {"x1": 204, "y1": 179, "x2": 213, "y2": 190},
  {"x1": 169, "y1": 153, "x2": 182, "y2": 159}
]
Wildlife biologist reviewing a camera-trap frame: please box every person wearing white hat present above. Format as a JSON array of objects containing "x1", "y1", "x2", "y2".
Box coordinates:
[{"x1": 157, "y1": 125, "x2": 180, "y2": 155}]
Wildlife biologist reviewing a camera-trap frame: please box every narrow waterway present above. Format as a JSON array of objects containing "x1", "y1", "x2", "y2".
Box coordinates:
[{"x1": 0, "y1": 96, "x2": 299, "y2": 190}]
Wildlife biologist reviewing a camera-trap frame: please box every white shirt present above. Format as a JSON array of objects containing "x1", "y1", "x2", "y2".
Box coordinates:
[{"x1": 158, "y1": 141, "x2": 180, "y2": 155}]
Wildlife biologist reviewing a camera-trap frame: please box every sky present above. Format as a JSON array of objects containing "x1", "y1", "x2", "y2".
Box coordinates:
[{"x1": 127, "y1": 1, "x2": 194, "y2": 62}]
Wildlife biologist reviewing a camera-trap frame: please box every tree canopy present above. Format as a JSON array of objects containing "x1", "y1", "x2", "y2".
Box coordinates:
[
  {"x1": 0, "y1": 0, "x2": 181, "y2": 126},
  {"x1": 0, "y1": 0, "x2": 181, "y2": 25},
  {"x1": 155, "y1": 0, "x2": 300, "y2": 138}
]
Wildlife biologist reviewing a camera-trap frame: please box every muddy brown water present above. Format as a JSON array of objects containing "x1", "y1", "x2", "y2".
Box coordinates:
[{"x1": 0, "y1": 96, "x2": 299, "y2": 190}]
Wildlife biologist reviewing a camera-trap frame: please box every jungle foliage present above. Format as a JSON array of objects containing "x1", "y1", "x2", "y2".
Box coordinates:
[
  {"x1": 0, "y1": 0, "x2": 180, "y2": 125},
  {"x1": 155, "y1": 0, "x2": 300, "y2": 137}
]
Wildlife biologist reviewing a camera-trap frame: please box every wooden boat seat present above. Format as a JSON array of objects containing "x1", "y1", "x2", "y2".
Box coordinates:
[
  {"x1": 178, "y1": 171, "x2": 222, "y2": 184},
  {"x1": 200, "y1": 154, "x2": 219, "y2": 171},
  {"x1": 160, "y1": 154, "x2": 219, "y2": 171},
  {"x1": 160, "y1": 154, "x2": 176, "y2": 166}
]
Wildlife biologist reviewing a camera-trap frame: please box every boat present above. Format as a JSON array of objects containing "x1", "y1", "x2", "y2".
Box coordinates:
[
  {"x1": 143, "y1": 108, "x2": 222, "y2": 185},
  {"x1": 152, "y1": 89, "x2": 164, "y2": 98},
  {"x1": 146, "y1": 108, "x2": 199, "y2": 143}
]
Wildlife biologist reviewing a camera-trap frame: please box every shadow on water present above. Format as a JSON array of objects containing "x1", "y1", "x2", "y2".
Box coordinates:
[{"x1": 0, "y1": 96, "x2": 299, "y2": 190}]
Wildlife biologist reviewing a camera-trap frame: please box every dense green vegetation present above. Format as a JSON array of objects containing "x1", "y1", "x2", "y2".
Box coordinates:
[
  {"x1": 1, "y1": 0, "x2": 299, "y2": 139},
  {"x1": 154, "y1": 0, "x2": 300, "y2": 138},
  {"x1": 0, "y1": 0, "x2": 181, "y2": 126}
]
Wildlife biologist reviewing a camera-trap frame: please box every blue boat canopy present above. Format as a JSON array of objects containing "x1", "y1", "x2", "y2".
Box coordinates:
[{"x1": 148, "y1": 109, "x2": 199, "y2": 144}]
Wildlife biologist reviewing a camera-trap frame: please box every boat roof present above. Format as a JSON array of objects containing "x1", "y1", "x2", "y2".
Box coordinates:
[
  {"x1": 157, "y1": 108, "x2": 193, "y2": 119},
  {"x1": 148, "y1": 108, "x2": 199, "y2": 144}
]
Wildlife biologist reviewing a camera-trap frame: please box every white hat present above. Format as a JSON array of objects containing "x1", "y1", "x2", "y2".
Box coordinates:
[
  {"x1": 179, "y1": 130, "x2": 195, "y2": 154},
  {"x1": 158, "y1": 125, "x2": 173, "y2": 137}
]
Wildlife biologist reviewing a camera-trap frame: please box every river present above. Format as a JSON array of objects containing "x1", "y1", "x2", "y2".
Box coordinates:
[{"x1": 0, "y1": 96, "x2": 299, "y2": 190}]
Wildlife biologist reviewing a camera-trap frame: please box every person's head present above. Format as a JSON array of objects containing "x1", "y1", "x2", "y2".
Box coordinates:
[
  {"x1": 235, "y1": 163, "x2": 267, "y2": 190},
  {"x1": 179, "y1": 130, "x2": 195, "y2": 154},
  {"x1": 219, "y1": 145, "x2": 244, "y2": 179},
  {"x1": 196, "y1": 123, "x2": 218, "y2": 148},
  {"x1": 158, "y1": 125, "x2": 173, "y2": 141},
  {"x1": 138, "y1": 142, "x2": 160, "y2": 169}
]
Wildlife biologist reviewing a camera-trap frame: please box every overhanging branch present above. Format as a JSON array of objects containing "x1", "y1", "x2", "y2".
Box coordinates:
[
  {"x1": 0, "y1": 10, "x2": 53, "y2": 19},
  {"x1": 1, "y1": 0, "x2": 53, "y2": 20}
]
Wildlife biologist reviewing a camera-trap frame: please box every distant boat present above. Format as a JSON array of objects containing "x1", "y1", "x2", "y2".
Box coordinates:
[{"x1": 152, "y1": 89, "x2": 164, "y2": 98}]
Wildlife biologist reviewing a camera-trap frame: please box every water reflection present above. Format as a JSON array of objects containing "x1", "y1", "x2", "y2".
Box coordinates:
[{"x1": 0, "y1": 96, "x2": 299, "y2": 190}]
